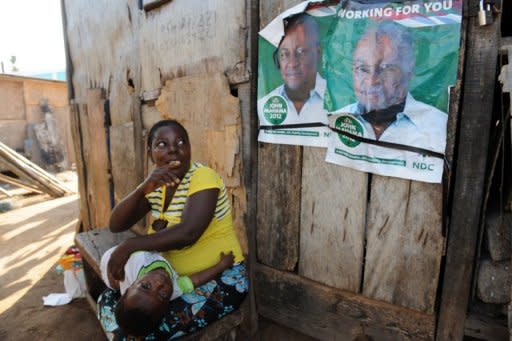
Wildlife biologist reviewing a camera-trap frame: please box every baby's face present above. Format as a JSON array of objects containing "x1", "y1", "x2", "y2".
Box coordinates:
[{"x1": 125, "y1": 268, "x2": 173, "y2": 313}]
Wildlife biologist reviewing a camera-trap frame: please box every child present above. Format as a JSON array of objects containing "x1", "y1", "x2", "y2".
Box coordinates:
[{"x1": 100, "y1": 246, "x2": 234, "y2": 337}]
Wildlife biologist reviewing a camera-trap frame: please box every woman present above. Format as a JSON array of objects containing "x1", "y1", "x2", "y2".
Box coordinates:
[{"x1": 98, "y1": 119, "x2": 248, "y2": 340}]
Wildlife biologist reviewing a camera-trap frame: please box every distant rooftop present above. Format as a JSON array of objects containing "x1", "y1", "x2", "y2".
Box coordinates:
[
  {"x1": 28, "y1": 71, "x2": 66, "y2": 81},
  {"x1": 0, "y1": 70, "x2": 66, "y2": 81}
]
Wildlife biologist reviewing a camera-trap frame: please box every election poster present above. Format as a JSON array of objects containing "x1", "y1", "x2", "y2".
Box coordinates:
[
  {"x1": 257, "y1": 0, "x2": 461, "y2": 183},
  {"x1": 324, "y1": 0, "x2": 461, "y2": 183},
  {"x1": 257, "y1": 1, "x2": 335, "y2": 147}
]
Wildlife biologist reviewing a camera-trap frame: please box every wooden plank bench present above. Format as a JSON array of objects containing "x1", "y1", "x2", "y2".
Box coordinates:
[{"x1": 75, "y1": 228, "x2": 247, "y2": 341}]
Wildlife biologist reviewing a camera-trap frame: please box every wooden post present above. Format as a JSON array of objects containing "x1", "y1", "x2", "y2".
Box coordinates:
[
  {"x1": 69, "y1": 102, "x2": 91, "y2": 232},
  {"x1": 436, "y1": 1, "x2": 501, "y2": 339},
  {"x1": 256, "y1": 0, "x2": 304, "y2": 271}
]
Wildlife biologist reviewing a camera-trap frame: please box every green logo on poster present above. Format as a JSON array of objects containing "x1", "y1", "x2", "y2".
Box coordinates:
[
  {"x1": 335, "y1": 115, "x2": 363, "y2": 148},
  {"x1": 263, "y1": 96, "x2": 287, "y2": 125}
]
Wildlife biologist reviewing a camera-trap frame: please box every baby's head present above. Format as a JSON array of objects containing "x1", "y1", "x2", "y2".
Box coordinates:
[{"x1": 115, "y1": 268, "x2": 173, "y2": 337}]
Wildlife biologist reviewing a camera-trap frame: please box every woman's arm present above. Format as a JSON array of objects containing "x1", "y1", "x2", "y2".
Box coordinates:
[
  {"x1": 108, "y1": 188, "x2": 219, "y2": 280},
  {"x1": 108, "y1": 185, "x2": 151, "y2": 233},
  {"x1": 188, "y1": 251, "x2": 234, "y2": 287},
  {"x1": 109, "y1": 160, "x2": 182, "y2": 232}
]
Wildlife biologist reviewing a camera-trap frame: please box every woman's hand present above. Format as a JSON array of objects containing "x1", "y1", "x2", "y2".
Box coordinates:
[
  {"x1": 108, "y1": 160, "x2": 182, "y2": 233},
  {"x1": 219, "y1": 251, "x2": 235, "y2": 269},
  {"x1": 138, "y1": 160, "x2": 182, "y2": 194},
  {"x1": 107, "y1": 242, "x2": 132, "y2": 281}
]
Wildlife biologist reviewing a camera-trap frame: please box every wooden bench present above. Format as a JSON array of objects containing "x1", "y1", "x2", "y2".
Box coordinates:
[{"x1": 75, "y1": 228, "x2": 247, "y2": 341}]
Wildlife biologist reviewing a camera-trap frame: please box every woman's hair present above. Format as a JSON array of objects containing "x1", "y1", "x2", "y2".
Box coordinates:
[
  {"x1": 147, "y1": 119, "x2": 189, "y2": 149},
  {"x1": 114, "y1": 294, "x2": 166, "y2": 337}
]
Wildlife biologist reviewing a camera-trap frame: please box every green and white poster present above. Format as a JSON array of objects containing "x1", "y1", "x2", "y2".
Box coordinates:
[
  {"x1": 257, "y1": 1, "x2": 336, "y2": 147},
  {"x1": 257, "y1": 0, "x2": 462, "y2": 183}
]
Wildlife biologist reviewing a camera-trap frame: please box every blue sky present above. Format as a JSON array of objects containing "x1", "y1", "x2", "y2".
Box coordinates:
[{"x1": 0, "y1": 0, "x2": 66, "y2": 76}]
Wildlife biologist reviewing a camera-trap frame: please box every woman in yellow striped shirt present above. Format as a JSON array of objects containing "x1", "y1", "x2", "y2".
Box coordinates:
[{"x1": 99, "y1": 119, "x2": 248, "y2": 340}]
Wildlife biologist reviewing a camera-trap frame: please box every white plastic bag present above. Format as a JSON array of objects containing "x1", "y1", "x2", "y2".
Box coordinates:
[{"x1": 64, "y1": 268, "x2": 86, "y2": 298}]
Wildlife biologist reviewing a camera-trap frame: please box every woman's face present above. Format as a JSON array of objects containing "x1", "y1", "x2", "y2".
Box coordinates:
[{"x1": 150, "y1": 125, "x2": 191, "y2": 178}]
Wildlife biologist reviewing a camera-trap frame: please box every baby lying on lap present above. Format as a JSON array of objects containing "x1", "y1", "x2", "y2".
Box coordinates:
[{"x1": 100, "y1": 246, "x2": 234, "y2": 337}]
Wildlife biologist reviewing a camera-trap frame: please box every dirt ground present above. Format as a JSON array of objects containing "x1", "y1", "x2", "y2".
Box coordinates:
[{"x1": 0, "y1": 172, "x2": 105, "y2": 340}]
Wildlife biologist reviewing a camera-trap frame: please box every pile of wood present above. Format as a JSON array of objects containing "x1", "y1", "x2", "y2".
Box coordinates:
[{"x1": 0, "y1": 141, "x2": 73, "y2": 197}]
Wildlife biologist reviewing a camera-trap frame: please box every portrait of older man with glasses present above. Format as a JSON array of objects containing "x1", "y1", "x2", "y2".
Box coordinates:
[
  {"x1": 258, "y1": 12, "x2": 328, "y2": 128},
  {"x1": 338, "y1": 20, "x2": 447, "y2": 152}
]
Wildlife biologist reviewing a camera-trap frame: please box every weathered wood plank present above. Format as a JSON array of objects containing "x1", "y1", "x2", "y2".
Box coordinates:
[
  {"x1": 238, "y1": 72, "x2": 258, "y2": 334},
  {"x1": 254, "y1": 263, "x2": 435, "y2": 341},
  {"x1": 61, "y1": 0, "x2": 74, "y2": 101},
  {"x1": 299, "y1": 147, "x2": 367, "y2": 292},
  {"x1": 69, "y1": 103, "x2": 90, "y2": 232},
  {"x1": 130, "y1": 94, "x2": 146, "y2": 234},
  {"x1": 139, "y1": 0, "x2": 247, "y2": 91},
  {"x1": 436, "y1": 0, "x2": 501, "y2": 338},
  {"x1": 130, "y1": 94, "x2": 144, "y2": 184},
  {"x1": 75, "y1": 228, "x2": 135, "y2": 276},
  {"x1": 81, "y1": 89, "x2": 112, "y2": 229},
  {"x1": 363, "y1": 177, "x2": 443, "y2": 313},
  {"x1": 238, "y1": 0, "x2": 260, "y2": 334},
  {"x1": 464, "y1": 313, "x2": 509, "y2": 341},
  {"x1": 0, "y1": 173, "x2": 43, "y2": 194},
  {"x1": 76, "y1": 228, "x2": 135, "y2": 302},
  {"x1": 0, "y1": 141, "x2": 71, "y2": 197},
  {"x1": 155, "y1": 73, "x2": 241, "y2": 187},
  {"x1": 110, "y1": 122, "x2": 137, "y2": 204},
  {"x1": 154, "y1": 73, "x2": 247, "y2": 250},
  {"x1": 0, "y1": 185, "x2": 12, "y2": 197},
  {"x1": 256, "y1": 0, "x2": 303, "y2": 272},
  {"x1": 257, "y1": 143, "x2": 301, "y2": 271},
  {"x1": 63, "y1": 1, "x2": 139, "y2": 102}
]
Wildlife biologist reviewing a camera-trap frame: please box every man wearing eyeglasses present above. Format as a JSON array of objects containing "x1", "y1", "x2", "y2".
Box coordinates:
[
  {"x1": 258, "y1": 13, "x2": 329, "y2": 147},
  {"x1": 338, "y1": 21, "x2": 447, "y2": 151}
]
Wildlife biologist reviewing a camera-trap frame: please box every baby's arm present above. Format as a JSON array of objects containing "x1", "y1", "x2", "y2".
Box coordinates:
[
  {"x1": 188, "y1": 252, "x2": 234, "y2": 288},
  {"x1": 100, "y1": 246, "x2": 121, "y2": 290}
]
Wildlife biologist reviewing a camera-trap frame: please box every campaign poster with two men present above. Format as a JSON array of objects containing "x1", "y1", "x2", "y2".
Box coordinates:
[{"x1": 257, "y1": 0, "x2": 462, "y2": 183}]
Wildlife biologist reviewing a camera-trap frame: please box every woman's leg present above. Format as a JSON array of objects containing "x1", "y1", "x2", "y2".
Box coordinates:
[{"x1": 97, "y1": 263, "x2": 249, "y2": 341}]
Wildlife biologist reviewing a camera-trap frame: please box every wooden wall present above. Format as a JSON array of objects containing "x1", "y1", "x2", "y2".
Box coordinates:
[
  {"x1": 63, "y1": 0, "x2": 251, "y2": 252},
  {"x1": 255, "y1": 1, "x2": 451, "y2": 340},
  {"x1": 63, "y1": 0, "x2": 501, "y2": 340}
]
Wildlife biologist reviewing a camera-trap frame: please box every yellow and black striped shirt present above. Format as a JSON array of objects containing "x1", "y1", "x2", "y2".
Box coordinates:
[{"x1": 146, "y1": 162, "x2": 244, "y2": 275}]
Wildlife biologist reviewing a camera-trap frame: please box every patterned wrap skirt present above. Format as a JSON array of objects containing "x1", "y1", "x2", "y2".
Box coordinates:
[{"x1": 97, "y1": 262, "x2": 249, "y2": 341}]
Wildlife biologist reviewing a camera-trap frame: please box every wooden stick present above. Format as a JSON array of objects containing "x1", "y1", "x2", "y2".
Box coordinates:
[
  {"x1": 0, "y1": 142, "x2": 72, "y2": 197},
  {"x1": 0, "y1": 154, "x2": 65, "y2": 197},
  {"x1": 0, "y1": 186, "x2": 12, "y2": 197},
  {"x1": 0, "y1": 173, "x2": 44, "y2": 194},
  {"x1": 0, "y1": 143, "x2": 66, "y2": 187},
  {"x1": 0, "y1": 142, "x2": 71, "y2": 191}
]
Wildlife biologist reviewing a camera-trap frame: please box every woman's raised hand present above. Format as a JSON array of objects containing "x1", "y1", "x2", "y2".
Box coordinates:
[{"x1": 138, "y1": 160, "x2": 182, "y2": 194}]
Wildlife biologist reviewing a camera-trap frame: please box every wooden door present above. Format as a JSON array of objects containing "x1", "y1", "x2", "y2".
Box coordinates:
[{"x1": 255, "y1": 1, "x2": 448, "y2": 340}]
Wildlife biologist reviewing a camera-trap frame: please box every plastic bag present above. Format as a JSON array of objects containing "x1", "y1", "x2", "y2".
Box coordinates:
[{"x1": 63, "y1": 268, "x2": 86, "y2": 298}]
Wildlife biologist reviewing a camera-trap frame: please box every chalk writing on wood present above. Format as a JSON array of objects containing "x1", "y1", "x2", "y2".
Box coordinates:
[{"x1": 158, "y1": 11, "x2": 217, "y2": 50}]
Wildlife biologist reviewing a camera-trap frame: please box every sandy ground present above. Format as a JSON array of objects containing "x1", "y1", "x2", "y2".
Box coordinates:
[{"x1": 0, "y1": 173, "x2": 105, "y2": 340}]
